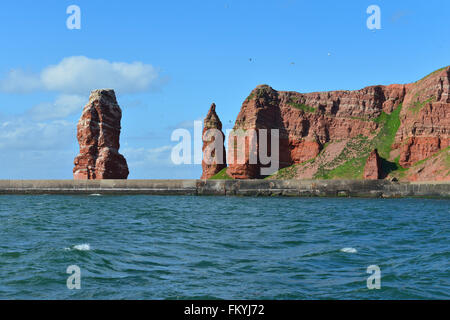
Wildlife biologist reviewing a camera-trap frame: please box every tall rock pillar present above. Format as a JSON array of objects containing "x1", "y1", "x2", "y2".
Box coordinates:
[
  {"x1": 201, "y1": 103, "x2": 227, "y2": 179},
  {"x1": 73, "y1": 89, "x2": 129, "y2": 180}
]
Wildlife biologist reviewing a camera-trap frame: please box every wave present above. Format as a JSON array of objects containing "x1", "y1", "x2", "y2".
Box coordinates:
[
  {"x1": 340, "y1": 247, "x2": 357, "y2": 253},
  {"x1": 65, "y1": 244, "x2": 91, "y2": 251}
]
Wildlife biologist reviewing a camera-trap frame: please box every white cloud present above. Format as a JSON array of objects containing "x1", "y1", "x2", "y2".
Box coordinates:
[
  {"x1": 0, "y1": 69, "x2": 41, "y2": 93},
  {"x1": 121, "y1": 145, "x2": 202, "y2": 179},
  {"x1": 0, "y1": 119, "x2": 203, "y2": 179},
  {"x1": 27, "y1": 94, "x2": 85, "y2": 121},
  {"x1": 0, "y1": 149, "x2": 75, "y2": 179},
  {"x1": 0, "y1": 56, "x2": 161, "y2": 95},
  {"x1": 166, "y1": 118, "x2": 203, "y2": 130},
  {"x1": 0, "y1": 119, "x2": 74, "y2": 150},
  {"x1": 122, "y1": 145, "x2": 173, "y2": 167}
]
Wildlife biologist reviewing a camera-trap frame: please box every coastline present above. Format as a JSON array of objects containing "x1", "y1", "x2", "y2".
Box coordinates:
[{"x1": 0, "y1": 179, "x2": 449, "y2": 198}]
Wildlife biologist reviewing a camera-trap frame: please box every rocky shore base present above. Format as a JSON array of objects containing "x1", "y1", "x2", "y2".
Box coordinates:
[{"x1": 0, "y1": 180, "x2": 449, "y2": 198}]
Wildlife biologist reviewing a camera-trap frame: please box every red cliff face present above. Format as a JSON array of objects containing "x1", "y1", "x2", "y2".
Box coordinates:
[
  {"x1": 201, "y1": 103, "x2": 227, "y2": 179},
  {"x1": 73, "y1": 89, "x2": 129, "y2": 180},
  {"x1": 226, "y1": 84, "x2": 404, "y2": 179},
  {"x1": 394, "y1": 67, "x2": 450, "y2": 167},
  {"x1": 363, "y1": 149, "x2": 382, "y2": 180},
  {"x1": 221, "y1": 66, "x2": 449, "y2": 180}
]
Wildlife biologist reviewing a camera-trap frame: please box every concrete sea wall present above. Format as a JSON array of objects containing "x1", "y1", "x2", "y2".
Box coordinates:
[{"x1": 0, "y1": 180, "x2": 449, "y2": 198}]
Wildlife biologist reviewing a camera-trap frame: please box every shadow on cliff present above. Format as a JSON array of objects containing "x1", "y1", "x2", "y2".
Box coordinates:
[
  {"x1": 380, "y1": 158, "x2": 401, "y2": 178},
  {"x1": 256, "y1": 97, "x2": 293, "y2": 178}
]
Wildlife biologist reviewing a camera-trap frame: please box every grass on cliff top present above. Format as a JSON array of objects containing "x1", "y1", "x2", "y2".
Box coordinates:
[
  {"x1": 246, "y1": 85, "x2": 273, "y2": 102},
  {"x1": 209, "y1": 167, "x2": 233, "y2": 180},
  {"x1": 416, "y1": 65, "x2": 449, "y2": 83}
]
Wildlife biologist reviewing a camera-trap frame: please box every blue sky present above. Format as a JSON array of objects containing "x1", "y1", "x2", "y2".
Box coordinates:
[{"x1": 0, "y1": 0, "x2": 448, "y2": 179}]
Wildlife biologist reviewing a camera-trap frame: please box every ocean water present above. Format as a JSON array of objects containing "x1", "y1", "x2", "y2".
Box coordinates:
[{"x1": 0, "y1": 195, "x2": 449, "y2": 300}]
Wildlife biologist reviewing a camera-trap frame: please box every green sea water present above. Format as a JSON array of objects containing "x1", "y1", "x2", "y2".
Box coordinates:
[{"x1": 0, "y1": 195, "x2": 449, "y2": 299}]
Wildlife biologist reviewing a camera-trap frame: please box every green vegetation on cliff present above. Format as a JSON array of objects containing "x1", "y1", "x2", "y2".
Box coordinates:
[
  {"x1": 317, "y1": 104, "x2": 403, "y2": 179},
  {"x1": 314, "y1": 134, "x2": 372, "y2": 180},
  {"x1": 372, "y1": 104, "x2": 402, "y2": 159},
  {"x1": 266, "y1": 159, "x2": 314, "y2": 180},
  {"x1": 388, "y1": 146, "x2": 450, "y2": 181},
  {"x1": 287, "y1": 98, "x2": 316, "y2": 113},
  {"x1": 270, "y1": 104, "x2": 405, "y2": 180},
  {"x1": 246, "y1": 92, "x2": 255, "y2": 102},
  {"x1": 246, "y1": 85, "x2": 274, "y2": 102},
  {"x1": 266, "y1": 164, "x2": 297, "y2": 179},
  {"x1": 415, "y1": 65, "x2": 449, "y2": 83},
  {"x1": 210, "y1": 168, "x2": 232, "y2": 180},
  {"x1": 319, "y1": 157, "x2": 368, "y2": 180},
  {"x1": 446, "y1": 148, "x2": 450, "y2": 167},
  {"x1": 410, "y1": 97, "x2": 435, "y2": 114}
]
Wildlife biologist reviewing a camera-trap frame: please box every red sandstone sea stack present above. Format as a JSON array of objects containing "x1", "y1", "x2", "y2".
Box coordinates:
[
  {"x1": 201, "y1": 103, "x2": 227, "y2": 179},
  {"x1": 363, "y1": 149, "x2": 382, "y2": 180},
  {"x1": 73, "y1": 89, "x2": 129, "y2": 180}
]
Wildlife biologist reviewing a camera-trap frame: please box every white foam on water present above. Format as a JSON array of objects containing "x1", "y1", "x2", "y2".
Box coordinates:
[
  {"x1": 340, "y1": 247, "x2": 357, "y2": 253},
  {"x1": 89, "y1": 194, "x2": 102, "y2": 196},
  {"x1": 72, "y1": 244, "x2": 91, "y2": 251}
]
